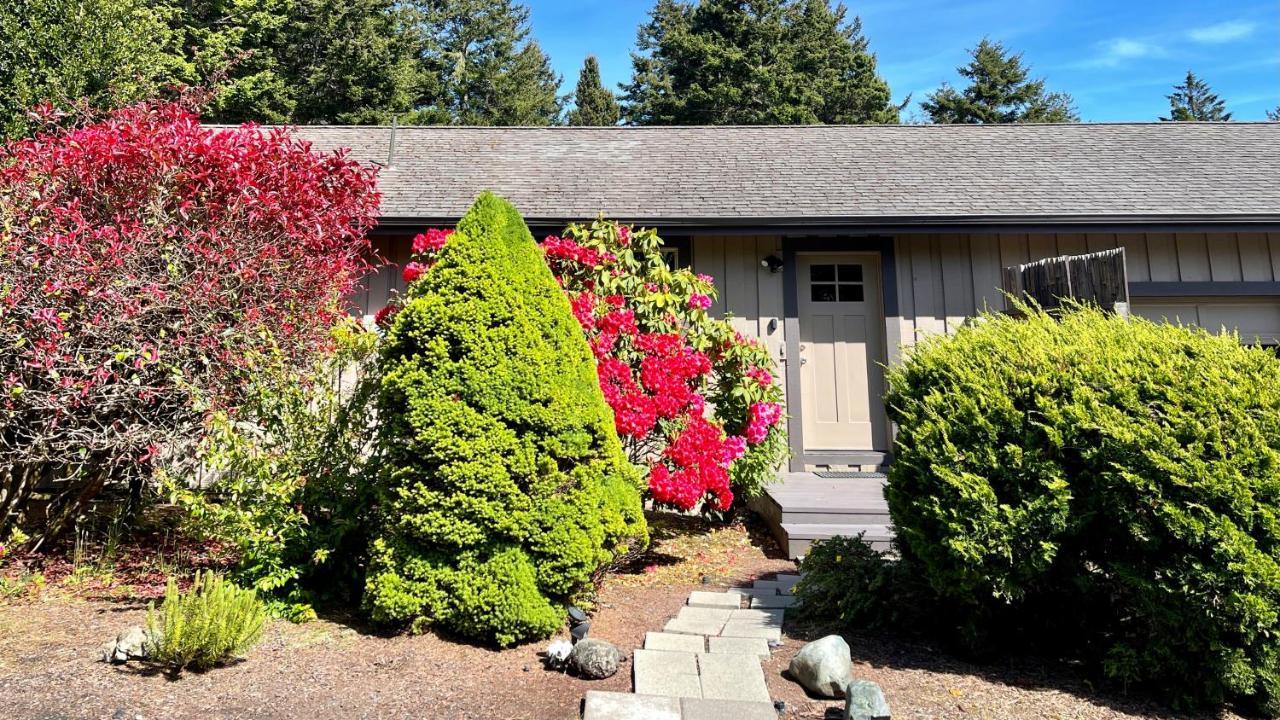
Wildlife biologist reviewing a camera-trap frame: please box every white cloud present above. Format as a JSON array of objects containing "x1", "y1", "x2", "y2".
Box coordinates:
[
  {"x1": 1082, "y1": 37, "x2": 1167, "y2": 67},
  {"x1": 1187, "y1": 20, "x2": 1257, "y2": 44}
]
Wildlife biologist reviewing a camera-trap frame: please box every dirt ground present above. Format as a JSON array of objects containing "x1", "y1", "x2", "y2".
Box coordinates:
[{"x1": 0, "y1": 513, "x2": 1242, "y2": 720}]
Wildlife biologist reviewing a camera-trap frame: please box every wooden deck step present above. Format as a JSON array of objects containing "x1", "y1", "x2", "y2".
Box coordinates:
[{"x1": 779, "y1": 522, "x2": 893, "y2": 559}]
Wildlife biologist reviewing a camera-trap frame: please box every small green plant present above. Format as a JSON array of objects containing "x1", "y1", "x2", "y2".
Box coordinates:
[{"x1": 145, "y1": 571, "x2": 268, "y2": 672}]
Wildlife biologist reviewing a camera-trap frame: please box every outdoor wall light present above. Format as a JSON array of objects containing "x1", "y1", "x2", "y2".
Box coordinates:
[{"x1": 761, "y1": 254, "x2": 784, "y2": 273}]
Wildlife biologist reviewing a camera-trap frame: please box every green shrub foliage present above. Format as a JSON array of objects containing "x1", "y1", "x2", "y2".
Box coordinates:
[
  {"x1": 145, "y1": 571, "x2": 268, "y2": 672},
  {"x1": 885, "y1": 305, "x2": 1280, "y2": 714},
  {"x1": 364, "y1": 193, "x2": 647, "y2": 646}
]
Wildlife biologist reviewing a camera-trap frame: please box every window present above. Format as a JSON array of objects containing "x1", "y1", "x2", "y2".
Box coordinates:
[
  {"x1": 809, "y1": 263, "x2": 864, "y2": 302},
  {"x1": 660, "y1": 247, "x2": 681, "y2": 270}
]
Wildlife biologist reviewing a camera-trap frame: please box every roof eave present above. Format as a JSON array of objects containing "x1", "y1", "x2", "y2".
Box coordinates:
[{"x1": 372, "y1": 213, "x2": 1280, "y2": 235}]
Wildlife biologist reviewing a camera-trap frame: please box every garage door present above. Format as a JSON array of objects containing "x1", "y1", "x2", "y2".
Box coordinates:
[{"x1": 1132, "y1": 300, "x2": 1280, "y2": 345}]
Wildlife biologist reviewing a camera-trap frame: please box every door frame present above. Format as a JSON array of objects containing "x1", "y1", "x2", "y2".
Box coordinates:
[{"x1": 782, "y1": 236, "x2": 899, "y2": 471}]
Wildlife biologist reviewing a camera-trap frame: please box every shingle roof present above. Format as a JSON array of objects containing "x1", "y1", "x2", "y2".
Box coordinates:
[{"x1": 279, "y1": 123, "x2": 1280, "y2": 225}]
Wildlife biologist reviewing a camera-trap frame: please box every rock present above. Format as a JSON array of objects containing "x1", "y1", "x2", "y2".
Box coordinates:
[
  {"x1": 788, "y1": 635, "x2": 853, "y2": 698},
  {"x1": 544, "y1": 639, "x2": 574, "y2": 670},
  {"x1": 570, "y1": 638, "x2": 623, "y2": 679},
  {"x1": 101, "y1": 626, "x2": 154, "y2": 664},
  {"x1": 844, "y1": 679, "x2": 890, "y2": 719}
]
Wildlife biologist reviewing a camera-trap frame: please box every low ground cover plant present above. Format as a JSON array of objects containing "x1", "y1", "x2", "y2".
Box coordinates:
[
  {"x1": 799, "y1": 305, "x2": 1280, "y2": 715},
  {"x1": 145, "y1": 571, "x2": 267, "y2": 672},
  {"x1": 363, "y1": 193, "x2": 647, "y2": 646}
]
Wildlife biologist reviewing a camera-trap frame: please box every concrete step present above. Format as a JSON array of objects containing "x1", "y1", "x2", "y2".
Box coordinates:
[
  {"x1": 687, "y1": 590, "x2": 745, "y2": 608},
  {"x1": 583, "y1": 691, "x2": 680, "y2": 720},
  {"x1": 781, "y1": 522, "x2": 893, "y2": 559},
  {"x1": 680, "y1": 697, "x2": 777, "y2": 720},
  {"x1": 645, "y1": 631, "x2": 706, "y2": 653}
]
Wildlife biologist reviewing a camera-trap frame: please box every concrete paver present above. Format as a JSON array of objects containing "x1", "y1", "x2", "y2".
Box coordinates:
[
  {"x1": 583, "y1": 691, "x2": 681, "y2": 720},
  {"x1": 633, "y1": 649, "x2": 702, "y2": 699},
  {"x1": 645, "y1": 632, "x2": 707, "y2": 653},
  {"x1": 698, "y1": 652, "x2": 771, "y2": 703}
]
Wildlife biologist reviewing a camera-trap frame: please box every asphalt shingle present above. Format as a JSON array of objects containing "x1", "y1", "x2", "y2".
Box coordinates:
[{"x1": 266, "y1": 123, "x2": 1280, "y2": 223}]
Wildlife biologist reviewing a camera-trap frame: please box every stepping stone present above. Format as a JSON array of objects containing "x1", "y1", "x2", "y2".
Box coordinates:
[
  {"x1": 664, "y1": 606, "x2": 733, "y2": 636},
  {"x1": 688, "y1": 590, "x2": 744, "y2": 608},
  {"x1": 751, "y1": 580, "x2": 794, "y2": 595},
  {"x1": 708, "y1": 636, "x2": 770, "y2": 657},
  {"x1": 730, "y1": 608, "x2": 785, "y2": 625},
  {"x1": 697, "y1": 652, "x2": 771, "y2": 703},
  {"x1": 665, "y1": 617, "x2": 725, "y2": 636},
  {"x1": 633, "y1": 649, "x2": 702, "y2": 699},
  {"x1": 680, "y1": 697, "x2": 777, "y2": 720},
  {"x1": 645, "y1": 631, "x2": 706, "y2": 653},
  {"x1": 750, "y1": 595, "x2": 798, "y2": 609},
  {"x1": 734, "y1": 587, "x2": 780, "y2": 599},
  {"x1": 583, "y1": 691, "x2": 680, "y2": 720},
  {"x1": 719, "y1": 620, "x2": 782, "y2": 641}
]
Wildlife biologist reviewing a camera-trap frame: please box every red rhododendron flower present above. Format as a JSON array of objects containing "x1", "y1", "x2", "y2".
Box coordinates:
[{"x1": 402, "y1": 261, "x2": 428, "y2": 283}]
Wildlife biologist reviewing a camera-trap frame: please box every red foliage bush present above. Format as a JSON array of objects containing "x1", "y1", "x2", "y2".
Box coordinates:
[{"x1": 0, "y1": 101, "x2": 380, "y2": 543}]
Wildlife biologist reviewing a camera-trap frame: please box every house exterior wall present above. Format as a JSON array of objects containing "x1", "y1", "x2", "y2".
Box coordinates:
[{"x1": 895, "y1": 231, "x2": 1280, "y2": 345}]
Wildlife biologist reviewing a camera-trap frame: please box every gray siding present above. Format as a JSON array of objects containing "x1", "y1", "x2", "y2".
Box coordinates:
[{"x1": 895, "y1": 232, "x2": 1280, "y2": 345}]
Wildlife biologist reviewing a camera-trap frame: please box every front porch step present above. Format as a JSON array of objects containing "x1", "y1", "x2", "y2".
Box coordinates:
[{"x1": 780, "y1": 522, "x2": 893, "y2": 559}]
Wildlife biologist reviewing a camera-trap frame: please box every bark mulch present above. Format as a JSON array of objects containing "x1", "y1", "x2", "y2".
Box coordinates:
[{"x1": 0, "y1": 512, "x2": 1243, "y2": 720}]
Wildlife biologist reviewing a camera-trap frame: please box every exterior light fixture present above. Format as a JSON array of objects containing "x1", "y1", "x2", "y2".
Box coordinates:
[{"x1": 761, "y1": 255, "x2": 784, "y2": 273}]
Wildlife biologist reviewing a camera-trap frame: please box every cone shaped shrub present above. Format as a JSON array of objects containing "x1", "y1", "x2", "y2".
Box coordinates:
[
  {"x1": 363, "y1": 193, "x2": 646, "y2": 646},
  {"x1": 885, "y1": 305, "x2": 1280, "y2": 714}
]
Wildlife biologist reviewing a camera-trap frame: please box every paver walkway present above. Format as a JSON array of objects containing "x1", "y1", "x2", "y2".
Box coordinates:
[{"x1": 582, "y1": 573, "x2": 800, "y2": 720}]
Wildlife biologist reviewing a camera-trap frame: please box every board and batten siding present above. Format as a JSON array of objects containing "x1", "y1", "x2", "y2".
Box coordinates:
[
  {"x1": 895, "y1": 231, "x2": 1280, "y2": 346},
  {"x1": 689, "y1": 234, "x2": 789, "y2": 403}
]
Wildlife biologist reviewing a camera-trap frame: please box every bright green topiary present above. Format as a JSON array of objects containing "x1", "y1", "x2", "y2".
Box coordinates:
[
  {"x1": 363, "y1": 192, "x2": 647, "y2": 646},
  {"x1": 885, "y1": 305, "x2": 1280, "y2": 715}
]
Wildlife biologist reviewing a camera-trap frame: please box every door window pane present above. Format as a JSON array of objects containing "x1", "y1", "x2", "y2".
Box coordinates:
[
  {"x1": 838, "y1": 264, "x2": 863, "y2": 282},
  {"x1": 810, "y1": 264, "x2": 836, "y2": 282},
  {"x1": 838, "y1": 284, "x2": 864, "y2": 302},
  {"x1": 811, "y1": 284, "x2": 837, "y2": 302}
]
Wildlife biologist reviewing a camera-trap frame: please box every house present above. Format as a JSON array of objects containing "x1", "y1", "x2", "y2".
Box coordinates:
[{"x1": 294, "y1": 122, "x2": 1280, "y2": 555}]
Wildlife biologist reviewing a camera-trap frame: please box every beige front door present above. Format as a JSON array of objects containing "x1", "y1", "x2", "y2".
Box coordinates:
[{"x1": 797, "y1": 253, "x2": 889, "y2": 451}]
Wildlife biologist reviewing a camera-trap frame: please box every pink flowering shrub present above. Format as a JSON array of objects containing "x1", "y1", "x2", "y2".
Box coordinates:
[
  {"x1": 0, "y1": 101, "x2": 380, "y2": 545},
  {"x1": 384, "y1": 218, "x2": 788, "y2": 511}
]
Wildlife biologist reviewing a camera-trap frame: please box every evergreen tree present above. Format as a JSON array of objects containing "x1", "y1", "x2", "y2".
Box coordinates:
[
  {"x1": 181, "y1": 0, "x2": 422, "y2": 124},
  {"x1": 1160, "y1": 71, "x2": 1231, "y2": 122},
  {"x1": 0, "y1": 0, "x2": 189, "y2": 138},
  {"x1": 921, "y1": 38, "x2": 1078, "y2": 124},
  {"x1": 365, "y1": 193, "x2": 646, "y2": 645},
  {"x1": 621, "y1": 0, "x2": 899, "y2": 125},
  {"x1": 1268, "y1": 106, "x2": 1280, "y2": 121},
  {"x1": 567, "y1": 56, "x2": 620, "y2": 126},
  {"x1": 406, "y1": 0, "x2": 563, "y2": 125}
]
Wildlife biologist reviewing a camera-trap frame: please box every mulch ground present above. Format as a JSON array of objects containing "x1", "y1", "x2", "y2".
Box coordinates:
[{"x1": 0, "y1": 512, "x2": 1243, "y2": 720}]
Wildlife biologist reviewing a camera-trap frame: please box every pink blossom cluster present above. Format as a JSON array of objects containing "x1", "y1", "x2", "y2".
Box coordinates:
[{"x1": 745, "y1": 402, "x2": 784, "y2": 444}]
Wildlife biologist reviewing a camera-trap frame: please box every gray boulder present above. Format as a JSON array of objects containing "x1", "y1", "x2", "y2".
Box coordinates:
[
  {"x1": 570, "y1": 638, "x2": 623, "y2": 679},
  {"x1": 844, "y1": 679, "x2": 890, "y2": 719},
  {"x1": 788, "y1": 635, "x2": 853, "y2": 698},
  {"x1": 99, "y1": 626, "x2": 155, "y2": 664}
]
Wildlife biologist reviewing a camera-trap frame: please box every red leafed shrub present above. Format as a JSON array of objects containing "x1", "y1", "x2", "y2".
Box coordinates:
[
  {"x1": 383, "y1": 219, "x2": 788, "y2": 512},
  {"x1": 0, "y1": 101, "x2": 380, "y2": 545}
]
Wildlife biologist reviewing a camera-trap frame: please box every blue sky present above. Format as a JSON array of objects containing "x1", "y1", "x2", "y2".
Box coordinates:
[{"x1": 527, "y1": 0, "x2": 1280, "y2": 121}]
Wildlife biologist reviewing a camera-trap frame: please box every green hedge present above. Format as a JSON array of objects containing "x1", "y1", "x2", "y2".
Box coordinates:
[
  {"x1": 362, "y1": 193, "x2": 646, "y2": 646},
  {"x1": 885, "y1": 306, "x2": 1280, "y2": 714}
]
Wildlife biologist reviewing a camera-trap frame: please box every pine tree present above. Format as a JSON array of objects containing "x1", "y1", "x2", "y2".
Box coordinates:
[
  {"x1": 406, "y1": 0, "x2": 563, "y2": 125},
  {"x1": 567, "y1": 56, "x2": 620, "y2": 126},
  {"x1": 1268, "y1": 106, "x2": 1280, "y2": 121},
  {"x1": 0, "y1": 0, "x2": 189, "y2": 138},
  {"x1": 921, "y1": 38, "x2": 1078, "y2": 124},
  {"x1": 182, "y1": 0, "x2": 423, "y2": 124},
  {"x1": 1160, "y1": 71, "x2": 1231, "y2": 121},
  {"x1": 621, "y1": 0, "x2": 899, "y2": 125}
]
